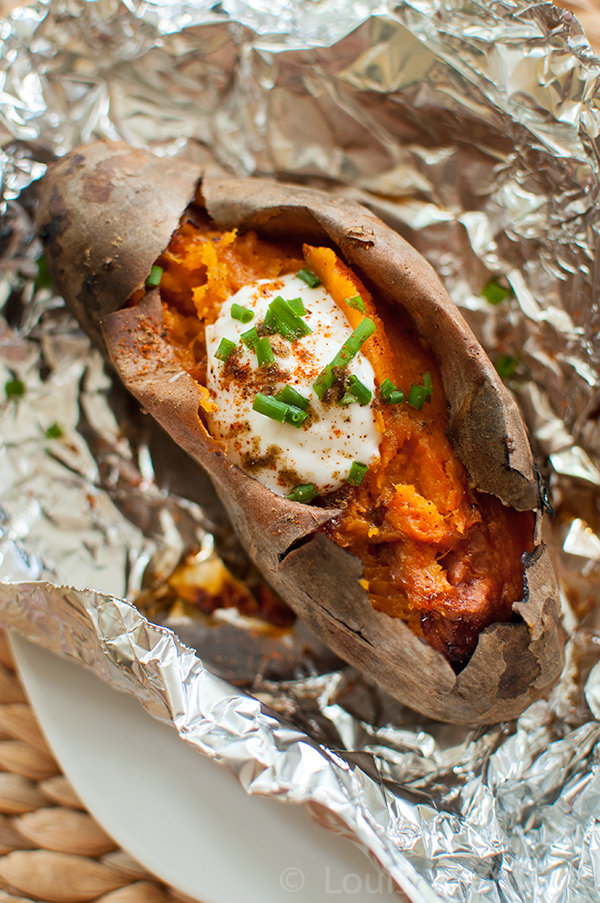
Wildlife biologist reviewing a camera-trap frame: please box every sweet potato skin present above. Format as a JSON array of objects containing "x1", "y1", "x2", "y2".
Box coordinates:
[
  {"x1": 36, "y1": 142, "x2": 199, "y2": 352},
  {"x1": 36, "y1": 141, "x2": 564, "y2": 723}
]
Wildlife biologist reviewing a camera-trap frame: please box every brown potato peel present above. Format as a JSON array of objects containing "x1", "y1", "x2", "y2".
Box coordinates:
[{"x1": 36, "y1": 141, "x2": 564, "y2": 723}]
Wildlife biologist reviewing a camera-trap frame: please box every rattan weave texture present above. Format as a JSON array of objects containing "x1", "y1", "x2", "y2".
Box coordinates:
[{"x1": 0, "y1": 631, "x2": 200, "y2": 903}]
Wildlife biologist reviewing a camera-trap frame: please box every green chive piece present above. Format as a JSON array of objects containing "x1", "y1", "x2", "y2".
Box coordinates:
[
  {"x1": 276, "y1": 385, "x2": 310, "y2": 411},
  {"x1": 481, "y1": 279, "x2": 512, "y2": 306},
  {"x1": 379, "y1": 378, "x2": 396, "y2": 399},
  {"x1": 255, "y1": 336, "x2": 275, "y2": 367},
  {"x1": 495, "y1": 354, "x2": 518, "y2": 379},
  {"x1": 423, "y1": 371, "x2": 433, "y2": 403},
  {"x1": 339, "y1": 374, "x2": 372, "y2": 406},
  {"x1": 5, "y1": 379, "x2": 25, "y2": 399},
  {"x1": 284, "y1": 405, "x2": 309, "y2": 428},
  {"x1": 146, "y1": 265, "x2": 163, "y2": 287},
  {"x1": 312, "y1": 365, "x2": 336, "y2": 401},
  {"x1": 253, "y1": 393, "x2": 288, "y2": 423},
  {"x1": 287, "y1": 297, "x2": 306, "y2": 316},
  {"x1": 332, "y1": 318, "x2": 376, "y2": 366},
  {"x1": 34, "y1": 256, "x2": 52, "y2": 292},
  {"x1": 241, "y1": 326, "x2": 259, "y2": 349},
  {"x1": 313, "y1": 319, "x2": 376, "y2": 400},
  {"x1": 347, "y1": 461, "x2": 368, "y2": 486},
  {"x1": 346, "y1": 294, "x2": 366, "y2": 313},
  {"x1": 231, "y1": 303, "x2": 254, "y2": 324},
  {"x1": 45, "y1": 422, "x2": 63, "y2": 439},
  {"x1": 297, "y1": 269, "x2": 321, "y2": 289},
  {"x1": 379, "y1": 377, "x2": 404, "y2": 405},
  {"x1": 408, "y1": 384, "x2": 429, "y2": 411},
  {"x1": 215, "y1": 338, "x2": 237, "y2": 363},
  {"x1": 386, "y1": 390, "x2": 405, "y2": 405},
  {"x1": 269, "y1": 295, "x2": 312, "y2": 341},
  {"x1": 262, "y1": 308, "x2": 277, "y2": 334},
  {"x1": 287, "y1": 483, "x2": 319, "y2": 503}
]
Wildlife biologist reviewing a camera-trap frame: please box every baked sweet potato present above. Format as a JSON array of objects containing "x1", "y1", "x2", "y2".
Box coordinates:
[{"x1": 36, "y1": 141, "x2": 563, "y2": 723}]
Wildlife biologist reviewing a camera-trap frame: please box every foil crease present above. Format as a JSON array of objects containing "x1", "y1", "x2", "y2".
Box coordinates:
[{"x1": 1, "y1": 1, "x2": 600, "y2": 901}]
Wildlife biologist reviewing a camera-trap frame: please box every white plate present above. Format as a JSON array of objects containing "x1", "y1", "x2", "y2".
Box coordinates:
[{"x1": 10, "y1": 633, "x2": 402, "y2": 903}]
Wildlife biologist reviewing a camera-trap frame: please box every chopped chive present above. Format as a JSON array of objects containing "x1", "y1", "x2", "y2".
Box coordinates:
[
  {"x1": 379, "y1": 377, "x2": 404, "y2": 405},
  {"x1": 255, "y1": 336, "x2": 275, "y2": 367},
  {"x1": 34, "y1": 255, "x2": 52, "y2": 292},
  {"x1": 262, "y1": 308, "x2": 277, "y2": 334},
  {"x1": 215, "y1": 338, "x2": 237, "y2": 363},
  {"x1": 332, "y1": 319, "x2": 376, "y2": 368},
  {"x1": 269, "y1": 296, "x2": 312, "y2": 341},
  {"x1": 312, "y1": 365, "x2": 336, "y2": 401},
  {"x1": 231, "y1": 303, "x2": 254, "y2": 323},
  {"x1": 339, "y1": 374, "x2": 372, "y2": 406},
  {"x1": 379, "y1": 378, "x2": 396, "y2": 399},
  {"x1": 276, "y1": 385, "x2": 310, "y2": 411},
  {"x1": 241, "y1": 326, "x2": 259, "y2": 349},
  {"x1": 253, "y1": 393, "x2": 288, "y2": 423},
  {"x1": 346, "y1": 294, "x2": 366, "y2": 313},
  {"x1": 495, "y1": 354, "x2": 518, "y2": 379},
  {"x1": 386, "y1": 390, "x2": 405, "y2": 405},
  {"x1": 287, "y1": 297, "x2": 306, "y2": 316},
  {"x1": 253, "y1": 392, "x2": 308, "y2": 429},
  {"x1": 284, "y1": 405, "x2": 309, "y2": 428},
  {"x1": 407, "y1": 373, "x2": 433, "y2": 410},
  {"x1": 481, "y1": 279, "x2": 512, "y2": 306},
  {"x1": 423, "y1": 371, "x2": 433, "y2": 403},
  {"x1": 313, "y1": 319, "x2": 376, "y2": 400},
  {"x1": 297, "y1": 269, "x2": 321, "y2": 289},
  {"x1": 346, "y1": 461, "x2": 368, "y2": 486},
  {"x1": 408, "y1": 384, "x2": 428, "y2": 411},
  {"x1": 287, "y1": 483, "x2": 319, "y2": 503},
  {"x1": 146, "y1": 265, "x2": 163, "y2": 287},
  {"x1": 5, "y1": 379, "x2": 25, "y2": 399},
  {"x1": 45, "y1": 422, "x2": 63, "y2": 439}
]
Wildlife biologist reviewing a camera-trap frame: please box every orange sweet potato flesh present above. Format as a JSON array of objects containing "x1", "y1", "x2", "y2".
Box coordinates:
[
  {"x1": 36, "y1": 141, "x2": 564, "y2": 723},
  {"x1": 156, "y1": 213, "x2": 534, "y2": 668}
]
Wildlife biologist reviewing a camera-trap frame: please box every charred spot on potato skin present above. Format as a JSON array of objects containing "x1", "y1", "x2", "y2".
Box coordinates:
[
  {"x1": 64, "y1": 153, "x2": 85, "y2": 175},
  {"x1": 39, "y1": 188, "x2": 70, "y2": 250},
  {"x1": 82, "y1": 153, "x2": 145, "y2": 205},
  {"x1": 83, "y1": 169, "x2": 114, "y2": 204},
  {"x1": 77, "y1": 274, "x2": 101, "y2": 313},
  {"x1": 39, "y1": 215, "x2": 64, "y2": 248}
]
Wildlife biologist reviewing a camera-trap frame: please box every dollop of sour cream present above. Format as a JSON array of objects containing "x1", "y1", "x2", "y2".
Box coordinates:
[{"x1": 205, "y1": 273, "x2": 381, "y2": 497}]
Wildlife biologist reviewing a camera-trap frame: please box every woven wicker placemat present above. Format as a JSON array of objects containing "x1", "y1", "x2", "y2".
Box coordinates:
[{"x1": 0, "y1": 629, "x2": 201, "y2": 903}]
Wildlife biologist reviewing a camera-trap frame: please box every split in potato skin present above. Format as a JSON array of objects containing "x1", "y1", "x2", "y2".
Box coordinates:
[{"x1": 134, "y1": 199, "x2": 534, "y2": 670}]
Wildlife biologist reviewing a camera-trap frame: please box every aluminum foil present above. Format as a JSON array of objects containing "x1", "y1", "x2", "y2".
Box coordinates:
[{"x1": 1, "y1": 1, "x2": 600, "y2": 900}]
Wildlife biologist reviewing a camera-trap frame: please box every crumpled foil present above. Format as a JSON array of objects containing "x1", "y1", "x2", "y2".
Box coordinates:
[{"x1": 1, "y1": 1, "x2": 600, "y2": 900}]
